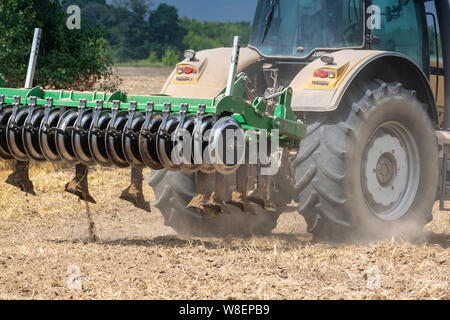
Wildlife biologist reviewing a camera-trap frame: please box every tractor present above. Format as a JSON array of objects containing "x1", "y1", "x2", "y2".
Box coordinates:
[
  {"x1": 150, "y1": 0, "x2": 450, "y2": 240},
  {"x1": 0, "y1": 0, "x2": 448, "y2": 241}
]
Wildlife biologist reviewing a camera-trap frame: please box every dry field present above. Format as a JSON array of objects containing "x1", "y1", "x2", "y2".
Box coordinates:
[{"x1": 0, "y1": 67, "x2": 448, "y2": 300}]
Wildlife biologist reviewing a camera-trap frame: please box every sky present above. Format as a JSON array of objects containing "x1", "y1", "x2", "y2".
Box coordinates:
[
  {"x1": 149, "y1": 0, "x2": 441, "y2": 25},
  {"x1": 151, "y1": 0, "x2": 258, "y2": 22}
]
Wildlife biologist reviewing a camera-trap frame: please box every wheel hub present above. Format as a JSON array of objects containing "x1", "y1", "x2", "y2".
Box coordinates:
[
  {"x1": 362, "y1": 121, "x2": 420, "y2": 221},
  {"x1": 376, "y1": 152, "x2": 397, "y2": 186}
]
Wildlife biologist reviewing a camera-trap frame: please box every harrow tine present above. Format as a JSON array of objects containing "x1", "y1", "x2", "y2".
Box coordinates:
[
  {"x1": 227, "y1": 165, "x2": 255, "y2": 213},
  {"x1": 186, "y1": 171, "x2": 213, "y2": 213},
  {"x1": 247, "y1": 165, "x2": 276, "y2": 212},
  {"x1": 119, "y1": 167, "x2": 151, "y2": 212},
  {"x1": 64, "y1": 163, "x2": 96, "y2": 204},
  {"x1": 203, "y1": 173, "x2": 230, "y2": 214},
  {"x1": 5, "y1": 160, "x2": 36, "y2": 196}
]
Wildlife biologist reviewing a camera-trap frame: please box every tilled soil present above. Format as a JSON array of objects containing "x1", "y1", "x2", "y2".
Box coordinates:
[
  {"x1": 113, "y1": 67, "x2": 172, "y2": 95},
  {"x1": 0, "y1": 68, "x2": 448, "y2": 300}
]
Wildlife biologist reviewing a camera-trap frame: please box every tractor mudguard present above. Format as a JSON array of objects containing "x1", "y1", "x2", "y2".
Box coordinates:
[
  {"x1": 161, "y1": 47, "x2": 260, "y2": 99},
  {"x1": 288, "y1": 49, "x2": 438, "y2": 123}
]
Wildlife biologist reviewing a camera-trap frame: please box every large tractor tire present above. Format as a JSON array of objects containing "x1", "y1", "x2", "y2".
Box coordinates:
[
  {"x1": 294, "y1": 80, "x2": 439, "y2": 241},
  {"x1": 149, "y1": 169, "x2": 283, "y2": 237}
]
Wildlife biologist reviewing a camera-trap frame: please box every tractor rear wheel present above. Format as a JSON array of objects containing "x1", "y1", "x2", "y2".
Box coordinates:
[
  {"x1": 294, "y1": 80, "x2": 439, "y2": 241},
  {"x1": 149, "y1": 169, "x2": 284, "y2": 237}
]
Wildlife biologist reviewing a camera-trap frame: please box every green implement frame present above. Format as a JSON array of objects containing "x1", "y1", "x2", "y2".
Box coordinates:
[{"x1": 0, "y1": 75, "x2": 306, "y2": 146}]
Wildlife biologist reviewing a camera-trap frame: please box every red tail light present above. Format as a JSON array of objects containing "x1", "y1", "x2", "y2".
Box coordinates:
[
  {"x1": 318, "y1": 69, "x2": 329, "y2": 78},
  {"x1": 184, "y1": 66, "x2": 193, "y2": 74}
]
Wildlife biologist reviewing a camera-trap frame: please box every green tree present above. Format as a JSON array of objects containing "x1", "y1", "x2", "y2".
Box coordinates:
[
  {"x1": 162, "y1": 48, "x2": 179, "y2": 66},
  {"x1": 0, "y1": 0, "x2": 113, "y2": 89},
  {"x1": 181, "y1": 18, "x2": 251, "y2": 52},
  {"x1": 148, "y1": 3, "x2": 186, "y2": 59},
  {"x1": 66, "y1": 1, "x2": 252, "y2": 65},
  {"x1": 146, "y1": 51, "x2": 159, "y2": 63},
  {"x1": 69, "y1": 0, "x2": 153, "y2": 62}
]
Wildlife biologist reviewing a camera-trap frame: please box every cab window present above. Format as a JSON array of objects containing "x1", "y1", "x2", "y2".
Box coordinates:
[{"x1": 371, "y1": 0, "x2": 427, "y2": 69}]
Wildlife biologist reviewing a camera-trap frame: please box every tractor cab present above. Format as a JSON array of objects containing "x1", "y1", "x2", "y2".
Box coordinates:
[
  {"x1": 249, "y1": 0, "x2": 365, "y2": 59},
  {"x1": 249, "y1": 0, "x2": 429, "y2": 72}
]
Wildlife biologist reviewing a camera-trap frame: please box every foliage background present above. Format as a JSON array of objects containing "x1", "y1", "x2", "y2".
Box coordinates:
[
  {"x1": 0, "y1": 0, "x2": 115, "y2": 89},
  {"x1": 0, "y1": 0, "x2": 252, "y2": 89},
  {"x1": 69, "y1": 0, "x2": 251, "y2": 64}
]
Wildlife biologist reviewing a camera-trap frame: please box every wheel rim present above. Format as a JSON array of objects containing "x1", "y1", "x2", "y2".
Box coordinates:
[{"x1": 361, "y1": 121, "x2": 420, "y2": 221}]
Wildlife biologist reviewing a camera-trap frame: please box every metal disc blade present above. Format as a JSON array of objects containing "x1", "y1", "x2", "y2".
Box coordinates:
[
  {"x1": 6, "y1": 107, "x2": 30, "y2": 161},
  {"x1": 0, "y1": 106, "x2": 14, "y2": 160},
  {"x1": 105, "y1": 111, "x2": 129, "y2": 168},
  {"x1": 55, "y1": 108, "x2": 79, "y2": 164},
  {"x1": 38, "y1": 108, "x2": 62, "y2": 162},
  {"x1": 72, "y1": 109, "x2": 96, "y2": 166},
  {"x1": 23, "y1": 107, "x2": 46, "y2": 161},
  {"x1": 138, "y1": 117, "x2": 164, "y2": 170},
  {"x1": 88, "y1": 111, "x2": 113, "y2": 167},
  {"x1": 122, "y1": 112, "x2": 146, "y2": 168}
]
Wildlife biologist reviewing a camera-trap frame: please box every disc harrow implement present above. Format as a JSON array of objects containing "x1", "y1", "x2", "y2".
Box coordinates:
[{"x1": 0, "y1": 75, "x2": 305, "y2": 211}]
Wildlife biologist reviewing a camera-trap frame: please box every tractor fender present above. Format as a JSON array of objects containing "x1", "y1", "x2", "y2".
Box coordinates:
[
  {"x1": 290, "y1": 49, "x2": 438, "y2": 124},
  {"x1": 160, "y1": 47, "x2": 260, "y2": 99}
]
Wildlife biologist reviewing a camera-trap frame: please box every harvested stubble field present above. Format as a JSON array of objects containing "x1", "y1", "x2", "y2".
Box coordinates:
[{"x1": 0, "y1": 67, "x2": 448, "y2": 300}]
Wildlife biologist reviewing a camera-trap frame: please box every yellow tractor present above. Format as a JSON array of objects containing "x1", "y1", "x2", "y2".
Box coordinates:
[{"x1": 150, "y1": 0, "x2": 450, "y2": 240}]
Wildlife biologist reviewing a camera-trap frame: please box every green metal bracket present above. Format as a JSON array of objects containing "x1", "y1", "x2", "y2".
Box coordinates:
[
  {"x1": 253, "y1": 97, "x2": 267, "y2": 116},
  {"x1": 212, "y1": 74, "x2": 305, "y2": 145},
  {"x1": 25, "y1": 87, "x2": 44, "y2": 98},
  {"x1": 274, "y1": 87, "x2": 296, "y2": 122},
  {"x1": 213, "y1": 74, "x2": 248, "y2": 103},
  {"x1": 215, "y1": 87, "x2": 305, "y2": 142},
  {"x1": 107, "y1": 90, "x2": 128, "y2": 103}
]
